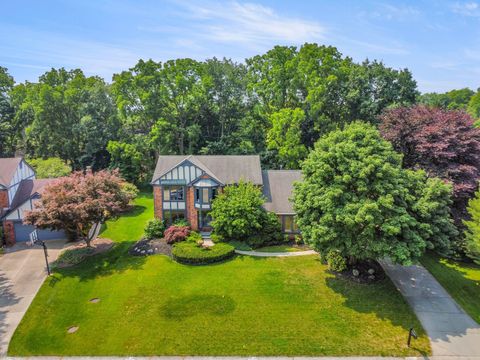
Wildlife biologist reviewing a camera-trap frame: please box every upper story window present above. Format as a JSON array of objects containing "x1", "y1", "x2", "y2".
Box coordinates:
[
  {"x1": 195, "y1": 187, "x2": 218, "y2": 204},
  {"x1": 163, "y1": 186, "x2": 184, "y2": 201}
]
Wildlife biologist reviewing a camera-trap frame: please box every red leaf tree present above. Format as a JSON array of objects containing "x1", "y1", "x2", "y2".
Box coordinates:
[
  {"x1": 24, "y1": 170, "x2": 136, "y2": 247},
  {"x1": 379, "y1": 105, "x2": 480, "y2": 222}
]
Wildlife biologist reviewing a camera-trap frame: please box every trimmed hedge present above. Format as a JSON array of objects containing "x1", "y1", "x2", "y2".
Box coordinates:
[{"x1": 172, "y1": 242, "x2": 235, "y2": 265}]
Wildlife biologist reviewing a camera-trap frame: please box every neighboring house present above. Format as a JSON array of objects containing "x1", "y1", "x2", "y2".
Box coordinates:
[
  {"x1": 151, "y1": 155, "x2": 301, "y2": 233},
  {"x1": 0, "y1": 158, "x2": 65, "y2": 246}
]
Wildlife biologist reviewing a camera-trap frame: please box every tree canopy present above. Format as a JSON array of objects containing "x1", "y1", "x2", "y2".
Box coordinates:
[
  {"x1": 293, "y1": 122, "x2": 456, "y2": 264},
  {"x1": 28, "y1": 157, "x2": 71, "y2": 178},
  {"x1": 379, "y1": 105, "x2": 480, "y2": 223},
  {"x1": 24, "y1": 170, "x2": 136, "y2": 246}
]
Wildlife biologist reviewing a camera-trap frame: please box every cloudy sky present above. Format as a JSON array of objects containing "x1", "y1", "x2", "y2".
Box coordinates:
[{"x1": 1, "y1": 0, "x2": 479, "y2": 93}]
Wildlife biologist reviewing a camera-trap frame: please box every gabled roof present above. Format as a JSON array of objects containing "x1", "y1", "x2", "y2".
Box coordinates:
[
  {"x1": 152, "y1": 155, "x2": 263, "y2": 185},
  {"x1": 262, "y1": 170, "x2": 302, "y2": 214},
  {"x1": 8, "y1": 179, "x2": 56, "y2": 211},
  {"x1": 0, "y1": 158, "x2": 22, "y2": 187}
]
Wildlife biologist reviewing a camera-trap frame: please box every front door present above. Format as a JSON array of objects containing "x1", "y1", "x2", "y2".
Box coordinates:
[{"x1": 198, "y1": 211, "x2": 213, "y2": 230}]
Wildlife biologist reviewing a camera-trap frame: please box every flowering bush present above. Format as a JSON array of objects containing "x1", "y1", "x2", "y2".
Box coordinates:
[{"x1": 164, "y1": 225, "x2": 190, "y2": 244}]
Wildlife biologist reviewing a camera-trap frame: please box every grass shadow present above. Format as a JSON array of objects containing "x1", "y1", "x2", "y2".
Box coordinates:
[
  {"x1": 160, "y1": 294, "x2": 235, "y2": 320},
  {"x1": 325, "y1": 275, "x2": 424, "y2": 333}
]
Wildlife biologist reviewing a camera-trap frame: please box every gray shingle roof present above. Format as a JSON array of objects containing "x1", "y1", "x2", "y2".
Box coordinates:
[
  {"x1": 152, "y1": 155, "x2": 263, "y2": 185},
  {"x1": 0, "y1": 158, "x2": 22, "y2": 187},
  {"x1": 262, "y1": 170, "x2": 302, "y2": 214}
]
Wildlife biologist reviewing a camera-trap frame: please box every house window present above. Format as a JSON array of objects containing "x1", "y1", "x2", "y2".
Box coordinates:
[
  {"x1": 202, "y1": 188, "x2": 209, "y2": 204},
  {"x1": 282, "y1": 215, "x2": 299, "y2": 233},
  {"x1": 163, "y1": 210, "x2": 186, "y2": 225},
  {"x1": 195, "y1": 188, "x2": 201, "y2": 202},
  {"x1": 194, "y1": 187, "x2": 218, "y2": 204},
  {"x1": 163, "y1": 186, "x2": 184, "y2": 202}
]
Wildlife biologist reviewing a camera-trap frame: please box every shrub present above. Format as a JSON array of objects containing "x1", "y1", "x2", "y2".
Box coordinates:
[
  {"x1": 164, "y1": 225, "x2": 190, "y2": 244},
  {"x1": 210, "y1": 233, "x2": 224, "y2": 243},
  {"x1": 294, "y1": 234, "x2": 303, "y2": 245},
  {"x1": 186, "y1": 231, "x2": 202, "y2": 243},
  {"x1": 326, "y1": 250, "x2": 347, "y2": 272},
  {"x1": 172, "y1": 242, "x2": 235, "y2": 265},
  {"x1": 121, "y1": 182, "x2": 139, "y2": 200},
  {"x1": 144, "y1": 218, "x2": 165, "y2": 240},
  {"x1": 173, "y1": 218, "x2": 190, "y2": 227}
]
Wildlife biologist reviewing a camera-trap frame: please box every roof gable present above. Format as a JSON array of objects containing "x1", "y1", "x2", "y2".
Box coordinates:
[
  {"x1": 151, "y1": 155, "x2": 263, "y2": 185},
  {"x1": 262, "y1": 170, "x2": 302, "y2": 214},
  {"x1": 0, "y1": 158, "x2": 22, "y2": 187}
]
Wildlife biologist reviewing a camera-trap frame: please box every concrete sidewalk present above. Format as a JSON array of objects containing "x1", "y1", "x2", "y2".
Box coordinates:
[
  {"x1": 0, "y1": 240, "x2": 66, "y2": 356},
  {"x1": 381, "y1": 259, "x2": 480, "y2": 358},
  {"x1": 235, "y1": 249, "x2": 317, "y2": 257}
]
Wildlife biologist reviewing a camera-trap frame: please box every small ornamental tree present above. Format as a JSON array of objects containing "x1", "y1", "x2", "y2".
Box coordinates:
[
  {"x1": 210, "y1": 181, "x2": 266, "y2": 241},
  {"x1": 24, "y1": 170, "x2": 136, "y2": 247},
  {"x1": 464, "y1": 190, "x2": 480, "y2": 264},
  {"x1": 379, "y1": 105, "x2": 480, "y2": 223},
  {"x1": 293, "y1": 121, "x2": 456, "y2": 265}
]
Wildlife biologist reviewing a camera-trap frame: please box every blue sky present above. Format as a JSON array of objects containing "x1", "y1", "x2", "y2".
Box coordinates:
[{"x1": 1, "y1": 0, "x2": 479, "y2": 93}]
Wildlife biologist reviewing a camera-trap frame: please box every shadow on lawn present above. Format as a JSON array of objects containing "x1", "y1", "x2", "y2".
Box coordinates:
[
  {"x1": 160, "y1": 294, "x2": 236, "y2": 320},
  {"x1": 325, "y1": 275, "x2": 423, "y2": 332},
  {"x1": 47, "y1": 241, "x2": 147, "y2": 284}
]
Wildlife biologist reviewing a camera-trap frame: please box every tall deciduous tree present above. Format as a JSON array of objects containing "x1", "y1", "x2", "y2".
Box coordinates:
[
  {"x1": 293, "y1": 122, "x2": 456, "y2": 264},
  {"x1": 24, "y1": 170, "x2": 136, "y2": 247},
  {"x1": 267, "y1": 108, "x2": 307, "y2": 169},
  {"x1": 0, "y1": 67, "x2": 15, "y2": 157},
  {"x1": 28, "y1": 157, "x2": 71, "y2": 178},
  {"x1": 379, "y1": 105, "x2": 480, "y2": 223}
]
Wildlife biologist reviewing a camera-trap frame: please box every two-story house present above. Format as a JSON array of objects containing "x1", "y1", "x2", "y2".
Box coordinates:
[
  {"x1": 151, "y1": 155, "x2": 301, "y2": 234},
  {"x1": 0, "y1": 158, "x2": 65, "y2": 246}
]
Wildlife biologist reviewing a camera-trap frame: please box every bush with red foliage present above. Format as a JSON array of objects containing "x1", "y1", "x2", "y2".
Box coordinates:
[
  {"x1": 164, "y1": 225, "x2": 191, "y2": 244},
  {"x1": 380, "y1": 105, "x2": 480, "y2": 223}
]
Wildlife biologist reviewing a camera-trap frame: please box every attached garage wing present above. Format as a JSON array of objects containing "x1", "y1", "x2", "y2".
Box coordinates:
[{"x1": 13, "y1": 222, "x2": 66, "y2": 242}]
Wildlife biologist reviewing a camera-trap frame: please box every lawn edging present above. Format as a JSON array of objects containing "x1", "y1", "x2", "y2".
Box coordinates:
[{"x1": 235, "y1": 249, "x2": 317, "y2": 257}]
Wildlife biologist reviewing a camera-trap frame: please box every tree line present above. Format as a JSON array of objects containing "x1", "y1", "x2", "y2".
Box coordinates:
[{"x1": 2, "y1": 42, "x2": 480, "y2": 261}]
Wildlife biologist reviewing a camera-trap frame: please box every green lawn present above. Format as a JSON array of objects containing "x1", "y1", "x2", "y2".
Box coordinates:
[
  {"x1": 9, "y1": 191, "x2": 430, "y2": 356},
  {"x1": 421, "y1": 252, "x2": 480, "y2": 323},
  {"x1": 256, "y1": 244, "x2": 306, "y2": 252}
]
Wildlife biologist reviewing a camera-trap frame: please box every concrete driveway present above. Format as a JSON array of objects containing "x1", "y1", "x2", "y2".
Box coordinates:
[
  {"x1": 381, "y1": 259, "x2": 480, "y2": 358},
  {"x1": 0, "y1": 240, "x2": 66, "y2": 356}
]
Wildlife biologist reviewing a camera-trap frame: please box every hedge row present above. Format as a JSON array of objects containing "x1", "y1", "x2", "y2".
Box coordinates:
[{"x1": 172, "y1": 242, "x2": 235, "y2": 265}]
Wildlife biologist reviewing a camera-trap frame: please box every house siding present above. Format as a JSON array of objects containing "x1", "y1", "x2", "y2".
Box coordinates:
[
  {"x1": 186, "y1": 187, "x2": 198, "y2": 230},
  {"x1": 153, "y1": 185, "x2": 163, "y2": 220},
  {"x1": 3, "y1": 220, "x2": 15, "y2": 246},
  {"x1": 0, "y1": 189, "x2": 8, "y2": 208}
]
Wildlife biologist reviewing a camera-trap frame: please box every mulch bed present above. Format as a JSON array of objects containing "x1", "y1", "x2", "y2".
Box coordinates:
[
  {"x1": 334, "y1": 260, "x2": 386, "y2": 284},
  {"x1": 55, "y1": 238, "x2": 114, "y2": 268},
  {"x1": 130, "y1": 238, "x2": 173, "y2": 257}
]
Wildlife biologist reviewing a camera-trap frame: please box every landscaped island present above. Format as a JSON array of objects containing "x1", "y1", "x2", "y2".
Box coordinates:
[{"x1": 9, "y1": 192, "x2": 430, "y2": 356}]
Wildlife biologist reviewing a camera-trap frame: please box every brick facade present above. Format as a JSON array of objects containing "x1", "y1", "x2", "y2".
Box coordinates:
[
  {"x1": 2, "y1": 220, "x2": 15, "y2": 246},
  {"x1": 153, "y1": 185, "x2": 163, "y2": 220},
  {"x1": 0, "y1": 189, "x2": 8, "y2": 209},
  {"x1": 186, "y1": 187, "x2": 198, "y2": 230}
]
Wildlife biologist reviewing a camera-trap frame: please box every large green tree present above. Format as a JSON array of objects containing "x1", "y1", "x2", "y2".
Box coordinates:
[
  {"x1": 0, "y1": 67, "x2": 15, "y2": 157},
  {"x1": 293, "y1": 122, "x2": 456, "y2": 264},
  {"x1": 464, "y1": 190, "x2": 480, "y2": 264},
  {"x1": 11, "y1": 68, "x2": 119, "y2": 169},
  {"x1": 420, "y1": 88, "x2": 475, "y2": 110},
  {"x1": 266, "y1": 108, "x2": 307, "y2": 169}
]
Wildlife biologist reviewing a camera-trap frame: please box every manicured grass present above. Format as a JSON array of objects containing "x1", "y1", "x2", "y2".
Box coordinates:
[
  {"x1": 9, "y1": 191, "x2": 430, "y2": 356},
  {"x1": 256, "y1": 244, "x2": 306, "y2": 252},
  {"x1": 421, "y1": 252, "x2": 480, "y2": 323}
]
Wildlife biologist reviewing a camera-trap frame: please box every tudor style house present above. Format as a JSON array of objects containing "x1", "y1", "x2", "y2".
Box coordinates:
[
  {"x1": 151, "y1": 155, "x2": 301, "y2": 233},
  {"x1": 0, "y1": 157, "x2": 65, "y2": 246}
]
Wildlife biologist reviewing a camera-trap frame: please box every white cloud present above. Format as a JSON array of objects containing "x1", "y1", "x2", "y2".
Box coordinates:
[
  {"x1": 451, "y1": 2, "x2": 480, "y2": 17},
  {"x1": 163, "y1": 1, "x2": 325, "y2": 48},
  {"x1": 358, "y1": 3, "x2": 420, "y2": 21}
]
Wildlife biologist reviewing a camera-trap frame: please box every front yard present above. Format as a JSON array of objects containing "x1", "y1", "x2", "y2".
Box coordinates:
[
  {"x1": 9, "y1": 191, "x2": 430, "y2": 356},
  {"x1": 421, "y1": 253, "x2": 480, "y2": 323}
]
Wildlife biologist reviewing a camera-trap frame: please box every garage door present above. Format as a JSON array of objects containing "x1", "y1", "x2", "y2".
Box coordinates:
[{"x1": 14, "y1": 223, "x2": 66, "y2": 242}]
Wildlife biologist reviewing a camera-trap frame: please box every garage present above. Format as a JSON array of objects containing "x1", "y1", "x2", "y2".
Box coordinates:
[{"x1": 13, "y1": 222, "x2": 66, "y2": 242}]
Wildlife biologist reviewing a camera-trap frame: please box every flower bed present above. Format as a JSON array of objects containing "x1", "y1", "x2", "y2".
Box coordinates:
[{"x1": 172, "y1": 242, "x2": 235, "y2": 265}]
